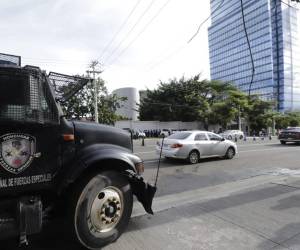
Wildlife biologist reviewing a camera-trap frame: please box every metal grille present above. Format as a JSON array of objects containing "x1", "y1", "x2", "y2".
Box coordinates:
[
  {"x1": 48, "y1": 72, "x2": 90, "y2": 103},
  {"x1": 0, "y1": 53, "x2": 21, "y2": 66},
  {"x1": 0, "y1": 66, "x2": 59, "y2": 124}
]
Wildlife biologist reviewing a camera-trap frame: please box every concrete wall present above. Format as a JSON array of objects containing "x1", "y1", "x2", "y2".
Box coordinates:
[{"x1": 114, "y1": 120, "x2": 222, "y2": 131}]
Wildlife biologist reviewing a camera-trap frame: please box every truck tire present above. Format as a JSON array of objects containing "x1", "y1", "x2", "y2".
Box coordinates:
[{"x1": 69, "y1": 171, "x2": 133, "y2": 249}]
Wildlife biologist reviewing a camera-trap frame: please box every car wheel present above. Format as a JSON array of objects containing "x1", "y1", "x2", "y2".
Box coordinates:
[
  {"x1": 225, "y1": 147, "x2": 235, "y2": 159},
  {"x1": 188, "y1": 150, "x2": 199, "y2": 164},
  {"x1": 228, "y1": 135, "x2": 232, "y2": 140},
  {"x1": 280, "y1": 140, "x2": 286, "y2": 145},
  {"x1": 69, "y1": 171, "x2": 133, "y2": 249}
]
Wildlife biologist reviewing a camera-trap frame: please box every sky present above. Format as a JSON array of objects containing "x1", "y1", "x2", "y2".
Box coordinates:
[{"x1": 0, "y1": 0, "x2": 211, "y2": 93}]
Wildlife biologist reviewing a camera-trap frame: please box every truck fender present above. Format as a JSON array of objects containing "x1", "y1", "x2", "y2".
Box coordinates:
[{"x1": 57, "y1": 144, "x2": 139, "y2": 193}]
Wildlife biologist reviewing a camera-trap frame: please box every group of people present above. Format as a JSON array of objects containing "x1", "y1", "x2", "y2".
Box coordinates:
[{"x1": 144, "y1": 129, "x2": 162, "y2": 137}]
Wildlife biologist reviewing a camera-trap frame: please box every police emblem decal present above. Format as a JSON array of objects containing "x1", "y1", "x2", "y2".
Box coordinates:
[{"x1": 0, "y1": 133, "x2": 36, "y2": 174}]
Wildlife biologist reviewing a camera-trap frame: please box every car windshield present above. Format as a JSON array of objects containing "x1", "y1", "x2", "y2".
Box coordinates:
[
  {"x1": 283, "y1": 128, "x2": 300, "y2": 132},
  {"x1": 167, "y1": 132, "x2": 192, "y2": 140},
  {"x1": 285, "y1": 127, "x2": 300, "y2": 130}
]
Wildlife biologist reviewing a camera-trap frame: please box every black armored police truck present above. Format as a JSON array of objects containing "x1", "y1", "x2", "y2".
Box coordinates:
[{"x1": 0, "y1": 53, "x2": 156, "y2": 249}]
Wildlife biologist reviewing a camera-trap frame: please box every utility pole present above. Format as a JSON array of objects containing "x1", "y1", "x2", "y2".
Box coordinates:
[
  {"x1": 238, "y1": 104, "x2": 242, "y2": 131},
  {"x1": 87, "y1": 61, "x2": 102, "y2": 123}
]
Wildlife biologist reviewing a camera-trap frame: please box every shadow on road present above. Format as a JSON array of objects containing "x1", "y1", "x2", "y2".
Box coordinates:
[
  {"x1": 126, "y1": 183, "x2": 299, "y2": 233},
  {"x1": 5, "y1": 183, "x2": 297, "y2": 250},
  {"x1": 265, "y1": 143, "x2": 300, "y2": 148},
  {"x1": 145, "y1": 157, "x2": 229, "y2": 169},
  {"x1": 257, "y1": 193, "x2": 300, "y2": 248},
  {"x1": 271, "y1": 194, "x2": 300, "y2": 211}
]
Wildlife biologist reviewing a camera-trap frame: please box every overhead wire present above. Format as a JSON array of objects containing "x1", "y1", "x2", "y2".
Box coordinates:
[
  {"x1": 97, "y1": 0, "x2": 143, "y2": 62},
  {"x1": 147, "y1": 0, "x2": 225, "y2": 71},
  {"x1": 280, "y1": 0, "x2": 299, "y2": 10},
  {"x1": 106, "y1": 0, "x2": 171, "y2": 67},
  {"x1": 147, "y1": 44, "x2": 186, "y2": 71},
  {"x1": 188, "y1": 0, "x2": 225, "y2": 43},
  {"x1": 103, "y1": 0, "x2": 156, "y2": 65}
]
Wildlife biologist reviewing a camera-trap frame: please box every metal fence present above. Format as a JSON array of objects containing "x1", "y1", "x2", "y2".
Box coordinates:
[{"x1": 48, "y1": 72, "x2": 90, "y2": 104}]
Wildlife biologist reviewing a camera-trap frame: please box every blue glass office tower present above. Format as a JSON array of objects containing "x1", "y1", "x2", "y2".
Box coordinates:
[{"x1": 208, "y1": 0, "x2": 300, "y2": 111}]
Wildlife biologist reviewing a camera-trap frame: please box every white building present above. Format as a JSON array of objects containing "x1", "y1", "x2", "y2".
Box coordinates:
[{"x1": 112, "y1": 87, "x2": 140, "y2": 121}]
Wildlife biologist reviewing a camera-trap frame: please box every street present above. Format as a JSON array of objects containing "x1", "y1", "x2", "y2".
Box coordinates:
[
  {"x1": 2, "y1": 0, "x2": 300, "y2": 249},
  {"x1": 3, "y1": 138, "x2": 300, "y2": 250}
]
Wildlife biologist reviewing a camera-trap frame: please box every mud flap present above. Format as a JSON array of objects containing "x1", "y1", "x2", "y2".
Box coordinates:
[{"x1": 125, "y1": 170, "x2": 156, "y2": 215}]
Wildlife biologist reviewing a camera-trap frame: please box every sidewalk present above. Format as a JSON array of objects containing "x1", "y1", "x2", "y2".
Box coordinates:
[{"x1": 104, "y1": 175, "x2": 300, "y2": 250}]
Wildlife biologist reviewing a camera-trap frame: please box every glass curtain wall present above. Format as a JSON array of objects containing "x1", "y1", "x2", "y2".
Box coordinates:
[{"x1": 209, "y1": 0, "x2": 300, "y2": 111}]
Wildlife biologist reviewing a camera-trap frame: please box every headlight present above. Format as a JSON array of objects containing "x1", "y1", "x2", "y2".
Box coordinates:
[{"x1": 135, "y1": 161, "x2": 144, "y2": 174}]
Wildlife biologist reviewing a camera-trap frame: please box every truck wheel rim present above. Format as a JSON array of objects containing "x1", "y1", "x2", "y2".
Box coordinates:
[
  {"x1": 90, "y1": 186, "x2": 124, "y2": 233},
  {"x1": 190, "y1": 152, "x2": 198, "y2": 164}
]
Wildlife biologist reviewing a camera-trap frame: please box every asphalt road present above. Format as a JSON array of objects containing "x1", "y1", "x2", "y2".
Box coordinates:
[
  {"x1": 134, "y1": 138, "x2": 300, "y2": 198},
  {"x1": 3, "y1": 137, "x2": 300, "y2": 250}
]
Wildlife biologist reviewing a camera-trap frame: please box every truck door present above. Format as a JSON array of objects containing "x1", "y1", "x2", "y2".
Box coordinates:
[{"x1": 0, "y1": 67, "x2": 64, "y2": 195}]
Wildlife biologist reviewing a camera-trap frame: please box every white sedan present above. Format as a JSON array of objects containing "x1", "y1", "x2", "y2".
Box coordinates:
[
  {"x1": 156, "y1": 131, "x2": 237, "y2": 164},
  {"x1": 220, "y1": 130, "x2": 244, "y2": 140}
]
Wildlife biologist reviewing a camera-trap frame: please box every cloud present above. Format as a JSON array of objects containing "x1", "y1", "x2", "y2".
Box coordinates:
[{"x1": 0, "y1": 0, "x2": 211, "y2": 92}]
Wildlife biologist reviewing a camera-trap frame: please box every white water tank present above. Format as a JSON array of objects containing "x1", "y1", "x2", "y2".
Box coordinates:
[{"x1": 112, "y1": 87, "x2": 140, "y2": 121}]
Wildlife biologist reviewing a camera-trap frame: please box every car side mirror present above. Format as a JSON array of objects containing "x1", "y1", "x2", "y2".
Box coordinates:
[{"x1": 221, "y1": 138, "x2": 225, "y2": 141}]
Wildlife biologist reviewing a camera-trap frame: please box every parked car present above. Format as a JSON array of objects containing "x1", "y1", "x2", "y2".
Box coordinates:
[
  {"x1": 220, "y1": 130, "x2": 244, "y2": 140},
  {"x1": 278, "y1": 127, "x2": 300, "y2": 144},
  {"x1": 156, "y1": 131, "x2": 237, "y2": 164},
  {"x1": 137, "y1": 130, "x2": 146, "y2": 138},
  {"x1": 122, "y1": 129, "x2": 145, "y2": 139},
  {"x1": 160, "y1": 129, "x2": 171, "y2": 137}
]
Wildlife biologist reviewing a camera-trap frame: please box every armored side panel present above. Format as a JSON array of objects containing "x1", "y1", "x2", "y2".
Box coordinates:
[
  {"x1": 0, "y1": 65, "x2": 62, "y2": 196},
  {"x1": 0, "y1": 66, "x2": 59, "y2": 125}
]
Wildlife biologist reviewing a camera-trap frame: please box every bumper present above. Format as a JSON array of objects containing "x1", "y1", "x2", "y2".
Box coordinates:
[
  {"x1": 155, "y1": 146, "x2": 186, "y2": 159},
  {"x1": 279, "y1": 138, "x2": 300, "y2": 142}
]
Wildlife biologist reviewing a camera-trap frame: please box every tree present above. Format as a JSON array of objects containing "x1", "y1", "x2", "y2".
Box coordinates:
[
  {"x1": 139, "y1": 75, "x2": 211, "y2": 122},
  {"x1": 139, "y1": 74, "x2": 283, "y2": 133},
  {"x1": 208, "y1": 101, "x2": 235, "y2": 128},
  {"x1": 61, "y1": 77, "x2": 126, "y2": 125},
  {"x1": 245, "y1": 95, "x2": 274, "y2": 134},
  {"x1": 275, "y1": 112, "x2": 300, "y2": 129},
  {"x1": 139, "y1": 75, "x2": 250, "y2": 130}
]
